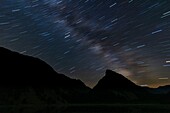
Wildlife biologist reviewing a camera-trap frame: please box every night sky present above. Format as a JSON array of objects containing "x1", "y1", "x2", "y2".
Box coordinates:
[{"x1": 0, "y1": 0, "x2": 170, "y2": 88}]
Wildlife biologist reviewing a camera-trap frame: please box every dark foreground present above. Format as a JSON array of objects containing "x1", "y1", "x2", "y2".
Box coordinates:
[{"x1": 0, "y1": 104, "x2": 170, "y2": 113}]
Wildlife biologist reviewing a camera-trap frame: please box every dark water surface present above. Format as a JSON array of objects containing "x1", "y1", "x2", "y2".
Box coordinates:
[
  {"x1": 63, "y1": 104, "x2": 170, "y2": 113},
  {"x1": 0, "y1": 104, "x2": 170, "y2": 113}
]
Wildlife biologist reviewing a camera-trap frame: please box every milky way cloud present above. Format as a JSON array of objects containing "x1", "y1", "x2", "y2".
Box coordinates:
[{"x1": 0, "y1": 0, "x2": 170, "y2": 88}]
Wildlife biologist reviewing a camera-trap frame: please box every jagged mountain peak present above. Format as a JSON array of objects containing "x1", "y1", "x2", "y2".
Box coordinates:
[{"x1": 93, "y1": 69, "x2": 140, "y2": 90}]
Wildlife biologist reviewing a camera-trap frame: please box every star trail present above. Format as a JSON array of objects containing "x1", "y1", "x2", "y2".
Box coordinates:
[{"x1": 0, "y1": 0, "x2": 170, "y2": 88}]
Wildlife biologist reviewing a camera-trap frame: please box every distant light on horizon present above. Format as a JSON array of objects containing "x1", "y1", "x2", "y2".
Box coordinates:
[
  {"x1": 158, "y1": 77, "x2": 169, "y2": 80},
  {"x1": 140, "y1": 84, "x2": 148, "y2": 87},
  {"x1": 166, "y1": 61, "x2": 170, "y2": 63}
]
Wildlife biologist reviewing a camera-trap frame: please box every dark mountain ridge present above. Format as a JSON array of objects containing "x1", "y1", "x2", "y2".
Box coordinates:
[
  {"x1": 0, "y1": 47, "x2": 170, "y2": 105},
  {"x1": 0, "y1": 47, "x2": 90, "y2": 105},
  {"x1": 93, "y1": 69, "x2": 141, "y2": 91},
  {"x1": 0, "y1": 47, "x2": 89, "y2": 90},
  {"x1": 90, "y1": 69, "x2": 150, "y2": 103}
]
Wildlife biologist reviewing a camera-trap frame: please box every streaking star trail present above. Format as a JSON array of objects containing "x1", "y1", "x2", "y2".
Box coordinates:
[{"x1": 0, "y1": 0, "x2": 170, "y2": 88}]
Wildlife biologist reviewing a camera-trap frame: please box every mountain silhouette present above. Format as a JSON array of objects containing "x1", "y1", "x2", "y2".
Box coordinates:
[
  {"x1": 150, "y1": 85, "x2": 170, "y2": 94},
  {"x1": 0, "y1": 47, "x2": 90, "y2": 105},
  {"x1": 1, "y1": 47, "x2": 170, "y2": 113},
  {"x1": 0, "y1": 47, "x2": 89, "y2": 89},
  {"x1": 90, "y1": 69, "x2": 151, "y2": 103},
  {"x1": 90, "y1": 69, "x2": 170, "y2": 103},
  {"x1": 93, "y1": 69, "x2": 141, "y2": 91},
  {"x1": 0, "y1": 47, "x2": 170, "y2": 107}
]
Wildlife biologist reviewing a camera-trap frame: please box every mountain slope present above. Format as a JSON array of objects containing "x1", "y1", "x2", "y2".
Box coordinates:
[
  {"x1": 0, "y1": 47, "x2": 170, "y2": 105},
  {"x1": 0, "y1": 47, "x2": 88, "y2": 89},
  {"x1": 93, "y1": 69, "x2": 140, "y2": 91},
  {"x1": 0, "y1": 47, "x2": 90, "y2": 105},
  {"x1": 156, "y1": 85, "x2": 170, "y2": 94},
  {"x1": 90, "y1": 70, "x2": 149, "y2": 103}
]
